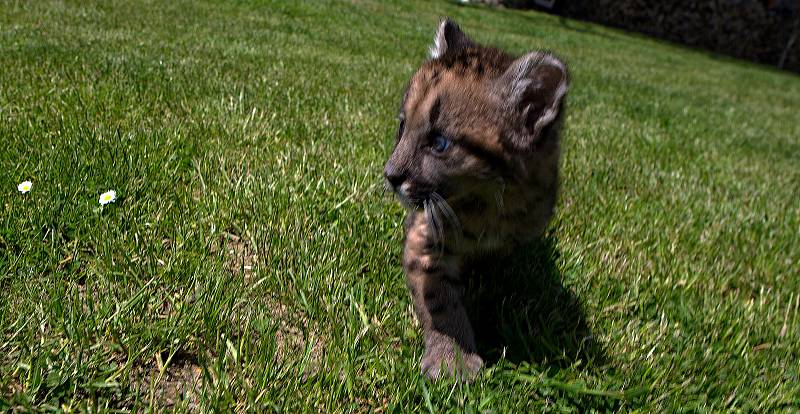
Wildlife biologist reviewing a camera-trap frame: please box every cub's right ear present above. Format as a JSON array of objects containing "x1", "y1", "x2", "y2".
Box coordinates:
[
  {"x1": 429, "y1": 18, "x2": 474, "y2": 59},
  {"x1": 500, "y1": 52, "x2": 569, "y2": 148}
]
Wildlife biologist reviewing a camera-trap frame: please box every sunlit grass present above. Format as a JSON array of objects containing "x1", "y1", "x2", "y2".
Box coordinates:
[{"x1": 1, "y1": 0, "x2": 798, "y2": 411}]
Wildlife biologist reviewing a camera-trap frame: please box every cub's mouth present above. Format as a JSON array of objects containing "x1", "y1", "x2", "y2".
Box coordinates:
[
  {"x1": 387, "y1": 180, "x2": 446, "y2": 211},
  {"x1": 392, "y1": 185, "x2": 427, "y2": 211},
  {"x1": 391, "y1": 182, "x2": 416, "y2": 209}
]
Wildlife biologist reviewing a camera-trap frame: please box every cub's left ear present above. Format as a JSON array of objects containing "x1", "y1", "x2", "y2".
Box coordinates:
[
  {"x1": 429, "y1": 18, "x2": 474, "y2": 59},
  {"x1": 500, "y1": 52, "x2": 569, "y2": 145}
]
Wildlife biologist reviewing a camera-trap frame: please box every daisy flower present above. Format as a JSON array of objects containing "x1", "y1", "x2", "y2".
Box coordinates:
[
  {"x1": 99, "y1": 190, "x2": 117, "y2": 205},
  {"x1": 17, "y1": 180, "x2": 32, "y2": 193}
]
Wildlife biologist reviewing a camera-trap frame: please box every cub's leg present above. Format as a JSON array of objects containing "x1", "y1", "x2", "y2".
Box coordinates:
[{"x1": 403, "y1": 212, "x2": 483, "y2": 380}]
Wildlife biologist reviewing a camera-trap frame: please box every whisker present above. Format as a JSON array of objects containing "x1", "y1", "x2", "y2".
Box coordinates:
[
  {"x1": 429, "y1": 199, "x2": 446, "y2": 255},
  {"x1": 435, "y1": 195, "x2": 460, "y2": 232},
  {"x1": 432, "y1": 192, "x2": 462, "y2": 247},
  {"x1": 423, "y1": 199, "x2": 433, "y2": 239},
  {"x1": 425, "y1": 198, "x2": 444, "y2": 249}
]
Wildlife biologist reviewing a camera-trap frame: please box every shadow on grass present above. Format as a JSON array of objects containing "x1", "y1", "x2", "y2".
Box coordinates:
[{"x1": 464, "y1": 231, "x2": 605, "y2": 369}]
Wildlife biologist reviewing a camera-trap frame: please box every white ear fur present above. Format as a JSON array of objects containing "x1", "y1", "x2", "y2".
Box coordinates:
[
  {"x1": 429, "y1": 19, "x2": 473, "y2": 59},
  {"x1": 430, "y1": 20, "x2": 448, "y2": 59},
  {"x1": 502, "y1": 52, "x2": 569, "y2": 139}
]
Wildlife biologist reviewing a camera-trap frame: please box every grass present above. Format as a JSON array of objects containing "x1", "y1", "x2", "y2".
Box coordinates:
[{"x1": 1, "y1": 0, "x2": 799, "y2": 411}]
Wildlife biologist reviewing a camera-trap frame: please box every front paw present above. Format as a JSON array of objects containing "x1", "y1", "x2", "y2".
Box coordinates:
[{"x1": 420, "y1": 342, "x2": 483, "y2": 381}]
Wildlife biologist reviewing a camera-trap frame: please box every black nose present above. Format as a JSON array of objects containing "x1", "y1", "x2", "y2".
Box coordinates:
[{"x1": 384, "y1": 163, "x2": 406, "y2": 189}]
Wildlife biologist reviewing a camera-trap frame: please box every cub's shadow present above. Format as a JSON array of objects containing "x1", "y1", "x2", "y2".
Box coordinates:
[{"x1": 463, "y1": 232, "x2": 604, "y2": 368}]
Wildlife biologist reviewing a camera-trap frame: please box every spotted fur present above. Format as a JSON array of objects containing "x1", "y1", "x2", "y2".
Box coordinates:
[{"x1": 385, "y1": 19, "x2": 569, "y2": 380}]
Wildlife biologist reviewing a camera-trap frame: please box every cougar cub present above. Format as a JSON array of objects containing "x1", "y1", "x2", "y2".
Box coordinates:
[{"x1": 384, "y1": 19, "x2": 569, "y2": 380}]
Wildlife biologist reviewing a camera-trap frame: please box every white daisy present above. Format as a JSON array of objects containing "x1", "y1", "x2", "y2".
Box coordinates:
[
  {"x1": 99, "y1": 190, "x2": 117, "y2": 205},
  {"x1": 17, "y1": 181, "x2": 32, "y2": 193}
]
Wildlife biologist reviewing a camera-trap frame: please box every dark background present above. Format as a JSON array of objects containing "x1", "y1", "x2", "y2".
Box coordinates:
[{"x1": 475, "y1": 0, "x2": 800, "y2": 73}]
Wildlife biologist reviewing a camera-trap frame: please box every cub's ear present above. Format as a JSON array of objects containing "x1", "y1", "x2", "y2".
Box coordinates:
[
  {"x1": 429, "y1": 18, "x2": 474, "y2": 59},
  {"x1": 500, "y1": 52, "x2": 569, "y2": 146}
]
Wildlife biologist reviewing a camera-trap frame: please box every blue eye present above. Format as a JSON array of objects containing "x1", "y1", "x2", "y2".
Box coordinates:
[{"x1": 431, "y1": 134, "x2": 451, "y2": 153}]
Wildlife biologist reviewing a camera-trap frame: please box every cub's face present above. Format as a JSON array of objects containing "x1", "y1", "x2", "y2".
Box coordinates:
[
  {"x1": 384, "y1": 67, "x2": 507, "y2": 208},
  {"x1": 384, "y1": 20, "x2": 568, "y2": 211}
]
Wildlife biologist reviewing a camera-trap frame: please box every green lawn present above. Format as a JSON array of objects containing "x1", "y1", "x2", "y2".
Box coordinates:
[{"x1": 2, "y1": 0, "x2": 799, "y2": 412}]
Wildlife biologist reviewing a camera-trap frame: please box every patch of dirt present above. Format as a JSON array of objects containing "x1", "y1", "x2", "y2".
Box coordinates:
[
  {"x1": 214, "y1": 231, "x2": 256, "y2": 281},
  {"x1": 266, "y1": 300, "x2": 325, "y2": 371},
  {"x1": 2, "y1": 378, "x2": 23, "y2": 398},
  {"x1": 212, "y1": 230, "x2": 326, "y2": 369},
  {"x1": 132, "y1": 352, "x2": 202, "y2": 411}
]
